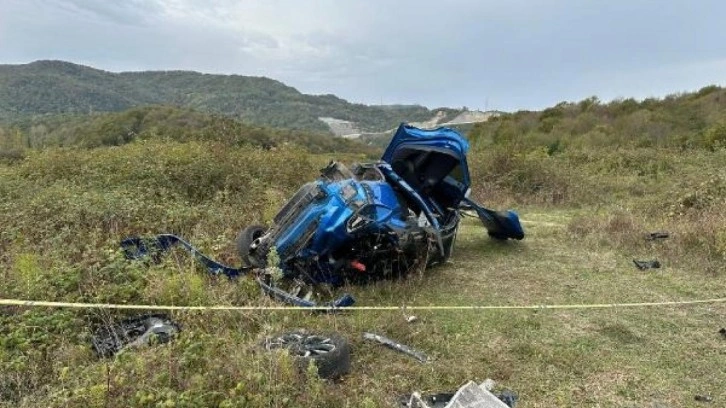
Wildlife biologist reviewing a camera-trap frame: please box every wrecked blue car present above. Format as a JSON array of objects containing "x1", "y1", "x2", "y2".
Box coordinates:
[
  {"x1": 236, "y1": 124, "x2": 524, "y2": 287},
  {"x1": 123, "y1": 124, "x2": 523, "y2": 307}
]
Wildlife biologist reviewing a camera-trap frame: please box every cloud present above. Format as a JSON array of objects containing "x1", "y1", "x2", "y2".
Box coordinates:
[
  {"x1": 46, "y1": 0, "x2": 164, "y2": 27},
  {"x1": 1, "y1": 0, "x2": 725, "y2": 109}
]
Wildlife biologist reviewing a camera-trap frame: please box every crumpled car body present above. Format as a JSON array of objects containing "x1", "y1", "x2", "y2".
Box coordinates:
[{"x1": 239, "y1": 124, "x2": 524, "y2": 286}]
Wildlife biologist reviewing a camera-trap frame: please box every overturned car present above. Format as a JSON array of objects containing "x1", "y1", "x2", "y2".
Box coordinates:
[{"x1": 236, "y1": 124, "x2": 524, "y2": 287}]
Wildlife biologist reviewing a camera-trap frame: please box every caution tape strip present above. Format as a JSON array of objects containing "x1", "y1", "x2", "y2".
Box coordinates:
[{"x1": 1, "y1": 297, "x2": 725, "y2": 312}]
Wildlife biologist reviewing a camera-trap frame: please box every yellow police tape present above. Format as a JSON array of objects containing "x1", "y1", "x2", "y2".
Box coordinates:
[{"x1": 1, "y1": 297, "x2": 725, "y2": 312}]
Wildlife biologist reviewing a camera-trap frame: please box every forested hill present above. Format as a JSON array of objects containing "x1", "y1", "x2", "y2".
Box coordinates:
[
  {"x1": 0, "y1": 105, "x2": 378, "y2": 157},
  {"x1": 468, "y1": 85, "x2": 726, "y2": 151},
  {"x1": 0, "y1": 60, "x2": 461, "y2": 133}
]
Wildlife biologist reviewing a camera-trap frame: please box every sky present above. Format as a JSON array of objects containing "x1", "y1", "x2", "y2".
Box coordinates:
[{"x1": 1, "y1": 0, "x2": 725, "y2": 111}]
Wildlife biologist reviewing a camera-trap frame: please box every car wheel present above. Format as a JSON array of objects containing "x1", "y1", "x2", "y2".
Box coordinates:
[
  {"x1": 237, "y1": 225, "x2": 267, "y2": 267},
  {"x1": 264, "y1": 330, "x2": 351, "y2": 379}
]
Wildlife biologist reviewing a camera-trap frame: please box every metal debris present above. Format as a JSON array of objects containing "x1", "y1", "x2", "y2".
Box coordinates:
[{"x1": 363, "y1": 332, "x2": 428, "y2": 363}]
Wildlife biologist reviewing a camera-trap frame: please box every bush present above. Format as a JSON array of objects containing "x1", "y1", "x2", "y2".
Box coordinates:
[
  {"x1": 703, "y1": 122, "x2": 726, "y2": 150},
  {"x1": 469, "y1": 146, "x2": 575, "y2": 205}
]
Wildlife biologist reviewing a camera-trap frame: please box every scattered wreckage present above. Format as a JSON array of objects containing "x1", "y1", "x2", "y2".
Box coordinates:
[
  {"x1": 121, "y1": 123, "x2": 525, "y2": 307},
  {"x1": 97, "y1": 124, "x2": 525, "y2": 402}
]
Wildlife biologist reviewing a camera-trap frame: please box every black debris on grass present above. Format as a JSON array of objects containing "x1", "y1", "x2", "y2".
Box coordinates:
[
  {"x1": 646, "y1": 231, "x2": 670, "y2": 240},
  {"x1": 695, "y1": 395, "x2": 713, "y2": 403},
  {"x1": 498, "y1": 390, "x2": 519, "y2": 407},
  {"x1": 633, "y1": 259, "x2": 661, "y2": 270}
]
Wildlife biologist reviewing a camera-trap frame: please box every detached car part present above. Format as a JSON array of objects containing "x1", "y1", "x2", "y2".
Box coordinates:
[
  {"x1": 91, "y1": 314, "x2": 180, "y2": 357},
  {"x1": 363, "y1": 332, "x2": 428, "y2": 363},
  {"x1": 263, "y1": 330, "x2": 351, "y2": 379}
]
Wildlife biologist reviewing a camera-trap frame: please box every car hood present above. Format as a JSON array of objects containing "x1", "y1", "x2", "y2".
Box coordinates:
[
  {"x1": 382, "y1": 123, "x2": 471, "y2": 193},
  {"x1": 382, "y1": 123, "x2": 470, "y2": 166}
]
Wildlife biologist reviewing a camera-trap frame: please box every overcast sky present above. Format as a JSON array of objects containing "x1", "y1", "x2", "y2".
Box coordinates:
[{"x1": 1, "y1": 0, "x2": 725, "y2": 111}]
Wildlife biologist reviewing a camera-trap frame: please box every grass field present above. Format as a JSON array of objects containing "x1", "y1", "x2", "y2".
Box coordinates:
[{"x1": 1, "y1": 140, "x2": 724, "y2": 407}]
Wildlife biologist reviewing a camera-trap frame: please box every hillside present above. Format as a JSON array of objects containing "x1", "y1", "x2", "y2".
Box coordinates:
[
  {"x1": 0, "y1": 105, "x2": 378, "y2": 159},
  {"x1": 0, "y1": 60, "x2": 463, "y2": 133}
]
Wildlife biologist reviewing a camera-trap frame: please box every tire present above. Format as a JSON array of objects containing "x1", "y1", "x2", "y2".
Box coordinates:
[
  {"x1": 236, "y1": 225, "x2": 267, "y2": 267},
  {"x1": 264, "y1": 330, "x2": 351, "y2": 379}
]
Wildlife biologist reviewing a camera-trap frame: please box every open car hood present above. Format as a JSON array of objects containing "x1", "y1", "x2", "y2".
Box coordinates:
[
  {"x1": 382, "y1": 124, "x2": 470, "y2": 170},
  {"x1": 382, "y1": 123, "x2": 471, "y2": 204}
]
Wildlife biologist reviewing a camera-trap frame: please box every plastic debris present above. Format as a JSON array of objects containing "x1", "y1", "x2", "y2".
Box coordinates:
[{"x1": 402, "y1": 305, "x2": 418, "y2": 323}]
